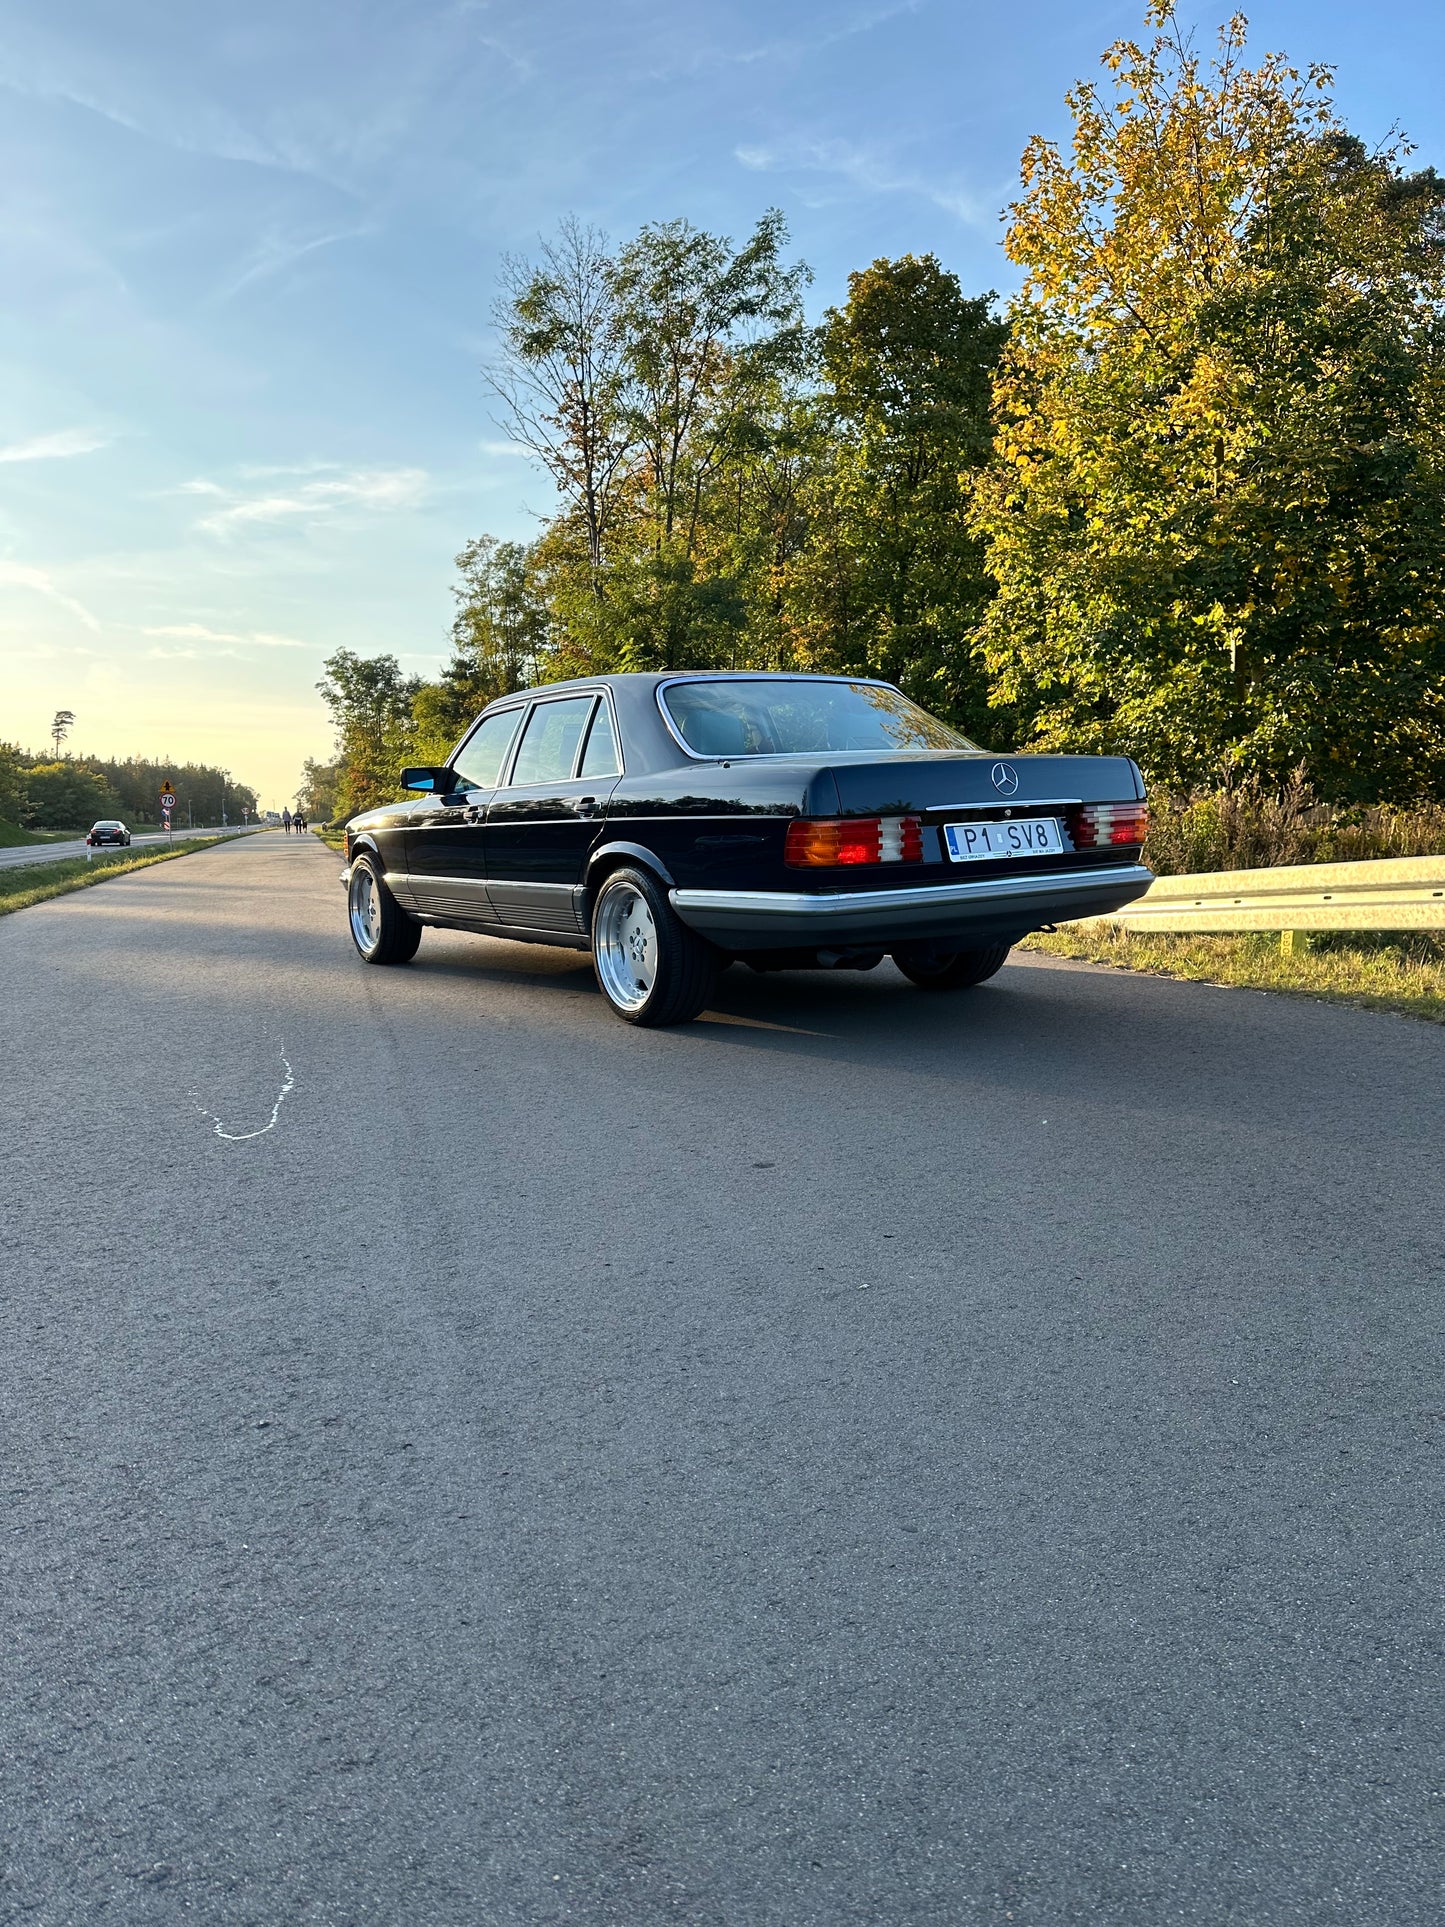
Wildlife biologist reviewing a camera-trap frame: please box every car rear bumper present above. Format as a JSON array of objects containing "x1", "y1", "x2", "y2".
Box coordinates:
[{"x1": 669, "y1": 863, "x2": 1154, "y2": 951}]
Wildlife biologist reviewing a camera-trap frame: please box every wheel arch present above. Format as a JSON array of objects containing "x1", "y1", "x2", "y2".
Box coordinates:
[{"x1": 584, "y1": 841, "x2": 676, "y2": 909}]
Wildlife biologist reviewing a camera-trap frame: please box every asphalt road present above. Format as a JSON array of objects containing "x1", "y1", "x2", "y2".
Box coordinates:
[
  {"x1": 3, "y1": 835, "x2": 1440, "y2": 1927},
  {"x1": 0, "y1": 827, "x2": 254, "y2": 872}
]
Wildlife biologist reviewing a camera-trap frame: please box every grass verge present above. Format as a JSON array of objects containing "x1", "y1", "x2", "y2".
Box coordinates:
[
  {"x1": 0, "y1": 820, "x2": 81, "y2": 848},
  {"x1": 0, "y1": 835, "x2": 244, "y2": 918},
  {"x1": 1022, "y1": 925, "x2": 1445, "y2": 1023},
  {"x1": 311, "y1": 825, "x2": 347, "y2": 852}
]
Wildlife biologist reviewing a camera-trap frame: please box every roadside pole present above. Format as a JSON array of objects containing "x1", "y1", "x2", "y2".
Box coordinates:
[{"x1": 160, "y1": 781, "x2": 176, "y2": 844}]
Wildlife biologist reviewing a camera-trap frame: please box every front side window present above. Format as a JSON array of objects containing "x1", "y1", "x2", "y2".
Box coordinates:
[
  {"x1": 508, "y1": 696, "x2": 596, "y2": 787},
  {"x1": 452, "y1": 707, "x2": 523, "y2": 789},
  {"x1": 662, "y1": 678, "x2": 979, "y2": 757}
]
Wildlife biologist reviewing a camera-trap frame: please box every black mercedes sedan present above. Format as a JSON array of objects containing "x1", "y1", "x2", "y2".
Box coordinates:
[{"x1": 340, "y1": 672, "x2": 1152, "y2": 1026}]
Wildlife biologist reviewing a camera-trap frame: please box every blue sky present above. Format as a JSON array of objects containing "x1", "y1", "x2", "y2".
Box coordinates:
[{"x1": 1, "y1": 0, "x2": 1441, "y2": 808}]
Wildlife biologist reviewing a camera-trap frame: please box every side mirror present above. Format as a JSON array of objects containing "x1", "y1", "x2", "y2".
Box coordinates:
[{"x1": 400, "y1": 766, "x2": 455, "y2": 793}]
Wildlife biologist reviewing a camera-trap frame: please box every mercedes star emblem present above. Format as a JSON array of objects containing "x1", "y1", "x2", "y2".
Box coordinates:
[{"x1": 990, "y1": 761, "x2": 1020, "y2": 796}]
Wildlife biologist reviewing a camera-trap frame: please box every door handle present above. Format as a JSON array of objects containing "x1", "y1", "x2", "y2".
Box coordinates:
[
  {"x1": 576, "y1": 797, "x2": 599, "y2": 818},
  {"x1": 463, "y1": 807, "x2": 485, "y2": 823}
]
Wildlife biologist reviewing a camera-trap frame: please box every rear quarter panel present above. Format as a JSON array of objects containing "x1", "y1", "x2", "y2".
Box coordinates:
[{"x1": 601, "y1": 762, "x2": 835, "y2": 890}]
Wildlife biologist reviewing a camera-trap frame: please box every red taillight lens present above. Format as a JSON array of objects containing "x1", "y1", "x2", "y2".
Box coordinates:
[
  {"x1": 784, "y1": 816, "x2": 922, "y2": 867},
  {"x1": 1073, "y1": 802, "x2": 1149, "y2": 847}
]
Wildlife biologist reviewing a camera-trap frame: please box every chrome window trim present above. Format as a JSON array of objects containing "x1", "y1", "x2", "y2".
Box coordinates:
[
  {"x1": 493, "y1": 688, "x2": 623, "y2": 790},
  {"x1": 577, "y1": 690, "x2": 624, "y2": 782},
  {"x1": 653, "y1": 673, "x2": 980, "y2": 763},
  {"x1": 449, "y1": 702, "x2": 528, "y2": 792}
]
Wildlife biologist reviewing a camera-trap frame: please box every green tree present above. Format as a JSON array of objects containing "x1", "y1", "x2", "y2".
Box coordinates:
[
  {"x1": 413, "y1": 536, "x2": 549, "y2": 758},
  {"x1": 601, "y1": 212, "x2": 809, "y2": 669},
  {"x1": 489, "y1": 211, "x2": 810, "y2": 672},
  {"x1": 783, "y1": 255, "x2": 1005, "y2": 731},
  {"x1": 296, "y1": 758, "x2": 342, "y2": 823},
  {"x1": 317, "y1": 650, "x2": 422, "y2": 820},
  {"x1": 490, "y1": 218, "x2": 635, "y2": 600},
  {"x1": 23, "y1": 762, "x2": 117, "y2": 829},
  {"x1": 0, "y1": 742, "x2": 27, "y2": 826},
  {"x1": 972, "y1": 3, "x2": 1445, "y2": 798}
]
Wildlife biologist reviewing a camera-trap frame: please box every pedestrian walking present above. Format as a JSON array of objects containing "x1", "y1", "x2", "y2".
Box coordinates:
[
  {"x1": 295, "y1": 811, "x2": 307, "y2": 836},
  {"x1": 282, "y1": 807, "x2": 292, "y2": 834}
]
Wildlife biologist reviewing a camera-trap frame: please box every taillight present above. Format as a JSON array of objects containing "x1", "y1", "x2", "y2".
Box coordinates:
[
  {"x1": 784, "y1": 816, "x2": 923, "y2": 867},
  {"x1": 1073, "y1": 802, "x2": 1149, "y2": 847}
]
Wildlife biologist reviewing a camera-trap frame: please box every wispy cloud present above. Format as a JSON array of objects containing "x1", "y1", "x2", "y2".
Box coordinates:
[
  {"x1": 0, "y1": 560, "x2": 101, "y2": 630},
  {"x1": 195, "y1": 467, "x2": 429, "y2": 536},
  {"x1": 213, "y1": 226, "x2": 368, "y2": 304},
  {"x1": 237, "y1": 461, "x2": 342, "y2": 480},
  {"x1": 479, "y1": 438, "x2": 533, "y2": 459},
  {"x1": 735, "y1": 135, "x2": 989, "y2": 225},
  {"x1": 0, "y1": 48, "x2": 291, "y2": 174},
  {"x1": 143, "y1": 622, "x2": 308, "y2": 649},
  {"x1": 650, "y1": 1, "x2": 922, "y2": 81},
  {"x1": 0, "y1": 427, "x2": 112, "y2": 464}
]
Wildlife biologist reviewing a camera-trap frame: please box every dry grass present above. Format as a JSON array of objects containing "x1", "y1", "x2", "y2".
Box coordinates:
[
  {"x1": 1143, "y1": 776, "x2": 1445, "y2": 876},
  {"x1": 1023, "y1": 924, "x2": 1445, "y2": 1023}
]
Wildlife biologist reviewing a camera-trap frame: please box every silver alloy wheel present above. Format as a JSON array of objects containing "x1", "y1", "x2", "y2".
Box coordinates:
[
  {"x1": 349, "y1": 866, "x2": 381, "y2": 955},
  {"x1": 594, "y1": 881, "x2": 659, "y2": 1014}
]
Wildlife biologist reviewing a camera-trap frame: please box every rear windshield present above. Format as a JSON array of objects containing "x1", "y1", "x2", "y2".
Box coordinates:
[
  {"x1": 93, "y1": 820, "x2": 121, "y2": 828},
  {"x1": 661, "y1": 679, "x2": 979, "y2": 758}
]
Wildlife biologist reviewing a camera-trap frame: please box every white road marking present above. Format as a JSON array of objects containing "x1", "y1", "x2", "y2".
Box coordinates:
[{"x1": 194, "y1": 1047, "x2": 295, "y2": 1141}]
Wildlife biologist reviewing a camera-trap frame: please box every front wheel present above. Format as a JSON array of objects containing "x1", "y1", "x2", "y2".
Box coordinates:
[
  {"x1": 348, "y1": 855, "x2": 422, "y2": 965},
  {"x1": 592, "y1": 867, "x2": 720, "y2": 1026},
  {"x1": 891, "y1": 941, "x2": 1011, "y2": 991}
]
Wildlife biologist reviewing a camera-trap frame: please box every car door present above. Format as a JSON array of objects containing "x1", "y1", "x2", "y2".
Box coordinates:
[
  {"x1": 403, "y1": 705, "x2": 525, "y2": 921},
  {"x1": 484, "y1": 692, "x2": 622, "y2": 933}
]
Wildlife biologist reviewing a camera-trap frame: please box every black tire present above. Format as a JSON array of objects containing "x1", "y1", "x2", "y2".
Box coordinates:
[
  {"x1": 591, "y1": 865, "x2": 720, "y2": 1026},
  {"x1": 348, "y1": 853, "x2": 422, "y2": 965},
  {"x1": 891, "y1": 941, "x2": 1011, "y2": 990}
]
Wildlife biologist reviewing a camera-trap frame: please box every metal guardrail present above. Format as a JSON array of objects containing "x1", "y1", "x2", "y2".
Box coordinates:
[{"x1": 1072, "y1": 853, "x2": 1445, "y2": 935}]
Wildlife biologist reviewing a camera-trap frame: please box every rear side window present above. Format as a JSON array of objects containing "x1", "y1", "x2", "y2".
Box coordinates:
[
  {"x1": 508, "y1": 697, "x2": 595, "y2": 786},
  {"x1": 453, "y1": 708, "x2": 523, "y2": 789},
  {"x1": 578, "y1": 700, "x2": 621, "y2": 778}
]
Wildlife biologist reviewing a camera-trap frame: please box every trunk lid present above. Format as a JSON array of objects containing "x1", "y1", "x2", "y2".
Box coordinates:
[{"x1": 826, "y1": 752, "x2": 1143, "y2": 817}]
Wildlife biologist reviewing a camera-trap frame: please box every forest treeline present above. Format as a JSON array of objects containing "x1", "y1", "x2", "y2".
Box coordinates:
[
  {"x1": 307, "y1": 4, "x2": 1445, "y2": 827},
  {"x1": 0, "y1": 742, "x2": 259, "y2": 832}
]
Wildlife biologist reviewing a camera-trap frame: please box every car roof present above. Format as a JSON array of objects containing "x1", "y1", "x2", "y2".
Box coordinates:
[{"x1": 493, "y1": 670, "x2": 884, "y2": 699}]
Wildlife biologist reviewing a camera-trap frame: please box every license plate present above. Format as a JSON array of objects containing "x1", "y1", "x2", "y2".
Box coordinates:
[{"x1": 943, "y1": 817, "x2": 1065, "y2": 862}]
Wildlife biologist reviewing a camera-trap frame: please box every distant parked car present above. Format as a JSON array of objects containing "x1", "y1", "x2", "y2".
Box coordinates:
[
  {"x1": 340, "y1": 673, "x2": 1153, "y2": 1025},
  {"x1": 86, "y1": 820, "x2": 131, "y2": 847}
]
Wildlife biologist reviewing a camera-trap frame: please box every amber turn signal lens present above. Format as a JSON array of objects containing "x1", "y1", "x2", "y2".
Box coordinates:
[{"x1": 784, "y1": 816, "x2": 923, "y2": 866}]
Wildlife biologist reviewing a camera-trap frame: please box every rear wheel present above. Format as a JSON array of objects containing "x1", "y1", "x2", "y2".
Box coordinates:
[
  {"x1": 348, "y1": 854, "x2": 422, "y2": 965},
  {"x1": 592, "y1": 866, "x2": 719, "y2": 1026},
  {"x1": 891, "y1": 941, "x2": 1011, "y2": 990}
]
